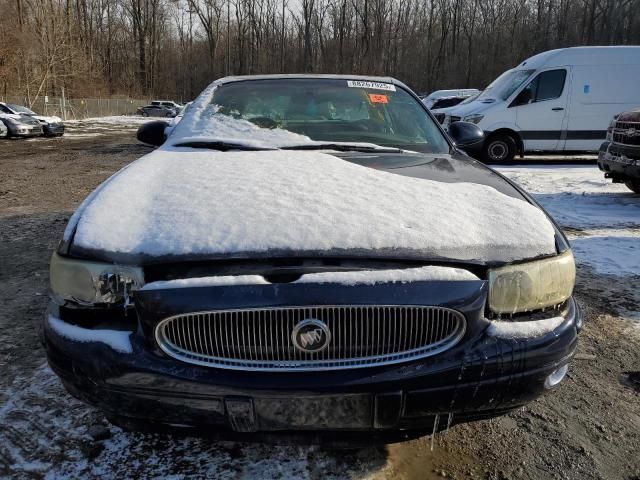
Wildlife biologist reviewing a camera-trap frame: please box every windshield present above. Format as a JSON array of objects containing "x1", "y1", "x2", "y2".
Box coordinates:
[
  {"x1": 7, "y1": 104, "x2": 36, "y2": 115},
  {"x1": 175, "y1": 79, "x2": 450, "y2": 153},
  {"x1": 477, "y1": 69, "x2": 535, "y2": 101}
]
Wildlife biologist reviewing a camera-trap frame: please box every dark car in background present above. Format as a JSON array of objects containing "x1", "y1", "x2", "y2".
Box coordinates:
[
  {"x1": 151, "y1": 100, "x2": 184, "y2": 111},
  {"x1": 137, "y1": 104, "x2": 177, "y2": 118},
  {"x1": 429, "y1": 96, "x2": 470, "y2": 110},
  {"x1": 44, "y1": 75, "x2": 579, "y2": 445},
  {"x1": 598, "y1": 109, "x2": 640, "y2": 194},
  {"x1": 0, "y1": 102, "x2": 65, "y2": 137}
]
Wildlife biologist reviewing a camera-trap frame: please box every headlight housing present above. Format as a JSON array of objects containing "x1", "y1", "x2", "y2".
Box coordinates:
[
  {"x1": 50, "y1": 253, "x2": 144, "y2": 306},
  {"x1": 488, "y1": 251, "x2": 576, "y2": 315},
  {"x1": 462, "y1": 114, "x2": 484, "y2": 124}
]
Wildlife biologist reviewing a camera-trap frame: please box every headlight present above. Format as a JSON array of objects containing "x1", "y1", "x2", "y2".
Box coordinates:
[
  {"x1": 50, "y1": 253, "x2": 144, "y2": 305},
  {"x1": 462, "y1": 114, "x2": 484, "y2": 124},
  {"x1": 488, "y1": 251, "x2": 576, "y2": 314}
]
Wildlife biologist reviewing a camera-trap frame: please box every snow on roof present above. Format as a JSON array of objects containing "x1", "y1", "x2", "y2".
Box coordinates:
[
  {"x1": 72, "y1": 148, "x2": 557, "y2": 263},
  {"x1": 141, "y1": 266, "x2": 479, "y2": 290}
]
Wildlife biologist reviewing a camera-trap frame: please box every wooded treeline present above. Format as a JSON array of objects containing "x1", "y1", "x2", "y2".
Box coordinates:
[{"x1": 1, "y1": 0, "x2": 639, "y2": 102}]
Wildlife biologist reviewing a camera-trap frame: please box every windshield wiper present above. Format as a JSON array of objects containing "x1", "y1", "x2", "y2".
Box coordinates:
[
  {"x1": 281, "y1": 143, "x2": 403, "y2": 153},
  {"x1": 175, "y1": 141, "x2": 275, "y2": 151}
]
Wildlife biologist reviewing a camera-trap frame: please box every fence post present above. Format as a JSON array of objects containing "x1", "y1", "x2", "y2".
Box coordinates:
[{"x1": 61, "y1": 87, "x2": 67, "y2": 121}]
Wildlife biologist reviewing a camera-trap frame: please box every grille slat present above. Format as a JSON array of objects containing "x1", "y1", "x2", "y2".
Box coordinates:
[
  {"x1": 612, "y1": 120, "x2": 640, "y2": 147},
  {"x1": 155, "y1": 305, "x2": 466, "y2": 371}
]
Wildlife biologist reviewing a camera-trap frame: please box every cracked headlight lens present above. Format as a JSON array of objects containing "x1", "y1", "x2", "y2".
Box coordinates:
[
  {"x1": 50, "y1": 253, "x2": 144, "y2": 305},
  {"x1": 488, "y1": 251, "x2": 576, "y2": 314}
]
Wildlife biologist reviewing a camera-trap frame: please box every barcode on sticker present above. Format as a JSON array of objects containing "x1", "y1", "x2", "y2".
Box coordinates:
[{"x1": 347, "y1": 81, "x2": 396, "y2": 91}]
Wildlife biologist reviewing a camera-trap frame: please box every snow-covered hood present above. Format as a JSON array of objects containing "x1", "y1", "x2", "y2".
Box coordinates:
[
  {"x1": 33, "y1": 115, "x2": 63, "y2": 124},
  {"x1": 66, "y1": 149, "x2": 557, "y2": 265}
]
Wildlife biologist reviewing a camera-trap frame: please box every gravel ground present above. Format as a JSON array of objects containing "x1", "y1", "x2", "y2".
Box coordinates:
[{"x1": 0, "y1": 121, "x2": 638, "y2": 479}]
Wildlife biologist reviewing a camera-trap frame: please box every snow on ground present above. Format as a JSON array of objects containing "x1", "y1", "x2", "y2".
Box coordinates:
[
  {"x1": 496, "y1": 164, "x2": 640, "y2": 278},
  {"x1": 0, "y1": 363, "x2": 385, "y2": 478},
  {"x1": 496, "y1": 165, "x2": 639, "y2": 229},
  {"x1": 65, "y1": 116, "x2": 155, "y2": 126},
  {"x1": 63, "y1": 116, "x2": 155, "y2": 137}
]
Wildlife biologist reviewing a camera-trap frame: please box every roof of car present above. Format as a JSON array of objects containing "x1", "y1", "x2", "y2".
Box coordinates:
[{"x1": 213, "y1": 74, "x2": 411, "y2": 91}]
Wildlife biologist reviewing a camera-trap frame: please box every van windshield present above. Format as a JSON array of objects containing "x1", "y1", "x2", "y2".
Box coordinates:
[{"x1": 477, "y1": 69, "x2": 535, "y2": 101}]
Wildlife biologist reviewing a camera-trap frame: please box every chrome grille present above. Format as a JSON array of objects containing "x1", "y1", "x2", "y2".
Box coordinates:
[
  {"x1": 612, "y1": 120, "x2": 640, "y2": 147},
  {"x1": 155, "y1": 306, "x2": 466, "y2": 371}
]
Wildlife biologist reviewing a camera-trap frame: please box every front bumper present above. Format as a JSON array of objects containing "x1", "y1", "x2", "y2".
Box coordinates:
[
  {"x1": 43, "y1": 123, "x2": 65, "y2": 136},
  {"x1": 598, "y1": 141, "x2": 640, "y2": 181},
  {"x1": 8, "y1": 124, "x2": 43, "y2": 137},
  {"x1": 43, "y1": 280, "x2": 580, "y2": 443}
]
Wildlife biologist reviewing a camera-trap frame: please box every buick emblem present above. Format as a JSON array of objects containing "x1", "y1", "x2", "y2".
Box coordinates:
[
  {"x1": 292, "y1": 319, "x2": 331, "y2": 353},
  {"x1": 626, "y1": 127, "x2": 638, "y2": 137}
]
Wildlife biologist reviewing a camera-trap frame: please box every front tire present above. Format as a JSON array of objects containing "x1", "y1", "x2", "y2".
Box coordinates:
[
  {"x1": 625, "y1": 179, "x2": 640, "y2": 194},
  {"x1": 483, "y1": 134, "x2": 517, "y2": 164}
]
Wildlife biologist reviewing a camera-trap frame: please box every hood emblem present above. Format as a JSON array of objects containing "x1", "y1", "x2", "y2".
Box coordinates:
[{"x1": 292, "y1": 319, "x2": 331, "y2": 353}]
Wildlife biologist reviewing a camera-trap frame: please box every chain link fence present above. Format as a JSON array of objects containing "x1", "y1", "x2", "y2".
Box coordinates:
[{"x1": 0, "y1": 96, "x2": 151, "y2": 119}]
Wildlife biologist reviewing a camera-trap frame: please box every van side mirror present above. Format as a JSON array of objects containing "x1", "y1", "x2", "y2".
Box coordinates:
[
  {"x1": 137, "y1": 120, "x2": 169, "y2": 146},
  {"x1": 449, "y1": 121, "x2": 485, "y2": 155}
]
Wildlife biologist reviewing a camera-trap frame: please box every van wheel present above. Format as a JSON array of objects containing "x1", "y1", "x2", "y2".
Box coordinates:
[
  {"x1": 625, "y1": 180, "x2": 640, "y2": 194},
  {"x1": 483, "y1": 134, "x2": 517, "y2": 163}
]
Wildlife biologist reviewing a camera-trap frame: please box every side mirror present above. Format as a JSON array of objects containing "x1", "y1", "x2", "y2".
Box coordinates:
[
  {"x1": 448, "y1": 121, "x2": 485, "y2": 155},
  {"x1": 137, "y1": 120, "x2": 169, "y2": 146}
]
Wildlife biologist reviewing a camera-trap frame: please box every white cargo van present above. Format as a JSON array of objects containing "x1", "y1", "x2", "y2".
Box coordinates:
[{"x1": 439, "y1": 46, "x2": 640, "y2": 162}]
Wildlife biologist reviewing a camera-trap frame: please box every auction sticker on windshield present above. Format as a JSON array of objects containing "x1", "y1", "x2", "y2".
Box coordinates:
[
  {"x1": 368, "y1": 93, "x2": 389, "y2": 104},
  {"x1": 347, "y1": 80, "x2": 396, "y2": 91}
]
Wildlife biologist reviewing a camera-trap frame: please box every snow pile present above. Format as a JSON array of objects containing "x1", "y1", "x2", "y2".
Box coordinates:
[
  {"x1": 486, "y1": 316, "x2": 565, "y2": 339},
  {"x1": 142, "y1": 266, "x2": 479, "y2": 290},
  {"x1": 47, "y1": 315, "x2": 133, "y2": 354},
  {"x1": 73, "y1": 149, "x2": 557, "y2": 262}
]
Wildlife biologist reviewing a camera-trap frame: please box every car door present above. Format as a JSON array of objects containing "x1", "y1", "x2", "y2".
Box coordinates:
[{"x1": 512, "y1": 68, "x2": 569, "y2": 151}]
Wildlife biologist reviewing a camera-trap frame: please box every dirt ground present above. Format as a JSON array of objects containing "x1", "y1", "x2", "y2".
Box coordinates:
[{"x1": 0, "y1": 128, "x2": 639, "y2": 479}]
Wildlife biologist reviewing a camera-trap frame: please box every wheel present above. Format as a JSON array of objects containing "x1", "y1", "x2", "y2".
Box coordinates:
[
  {"x1": 625, "y1": 179, "x2": 640, "y2": 194},
  {"x1": 483, "y1": 134, "x2": 517, "y2": 163},
  {"x1": 142, "y1": 111, "x2": 148, "y2": 117}
]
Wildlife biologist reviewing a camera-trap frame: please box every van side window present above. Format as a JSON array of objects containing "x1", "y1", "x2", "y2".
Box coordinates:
[
  {"x1": 512, "y1": 69, "x2": 566, "y2": 106},
  {"x1": 534, "y1": 70, "x2": 566, "y2": 101}
]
